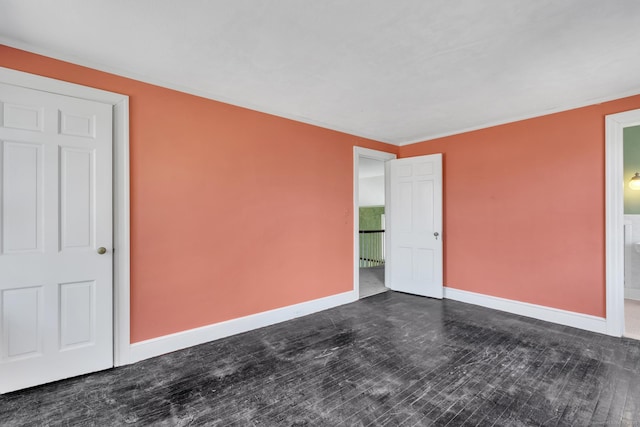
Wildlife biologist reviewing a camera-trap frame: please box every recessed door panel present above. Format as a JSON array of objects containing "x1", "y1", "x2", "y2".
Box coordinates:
[
  {"x1": 414, "y1": 180, "x2": 434, "y2": 233},
  {"x1": 2, "y1": 103, "x2": 43, "y2": 132},
  {"x1": 415, "y1": 249, "x2": 435, "y2": 282},
  {"x1": 2, "y1": 141, "x2": 43, "y2": 253},
  {"x1": 59, "y1": 111, "x2": 95, "y2": 138},
  {"x1": 1, "y1": 286, "x2": 43, "y2": 360},
  {"x1": 398, "y1": 182, "x2": 413, "y2": 233},
  {"x1": 415, "y1": 162, "x2": 433, "y2": 176},
  {"x1": 60, "y1": 281, "x2": 95, "y2": 350},
  {"x1": 60, "y1": 148, "x2": 94, "y2": 250}
]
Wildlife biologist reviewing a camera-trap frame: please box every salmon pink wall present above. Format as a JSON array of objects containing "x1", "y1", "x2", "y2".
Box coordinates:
[
  {"x1": 400, "y1": 95, "x2": 640, "y2": 318},
  {"x1": 0, "y1": 45, "x2": 397, "y2": 343}
]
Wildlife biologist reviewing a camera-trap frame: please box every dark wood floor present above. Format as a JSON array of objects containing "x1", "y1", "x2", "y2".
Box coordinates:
[{"x1": 1, "y1": 291, "x2": 639, "y2": 426}]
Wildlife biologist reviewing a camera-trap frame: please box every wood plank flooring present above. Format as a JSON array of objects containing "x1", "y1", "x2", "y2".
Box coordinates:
[{"x1": 1, "y1": 291, "x2": 639, "y2": 426}]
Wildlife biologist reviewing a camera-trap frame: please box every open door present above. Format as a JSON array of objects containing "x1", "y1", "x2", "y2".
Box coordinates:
[{"x1": 386, "y1": 154, "x2": 443, "y2": 298}]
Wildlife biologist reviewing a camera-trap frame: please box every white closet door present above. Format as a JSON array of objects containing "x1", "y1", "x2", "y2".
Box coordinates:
[{"x1": 0, "y1": 82, "x2": 113, "y2": 393}]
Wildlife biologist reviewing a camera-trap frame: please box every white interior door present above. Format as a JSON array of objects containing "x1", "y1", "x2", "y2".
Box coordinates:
[
  {"x1": 0, "y1": 82, "x2": 113, "y2": 393},
  {"x1": 386, "y1": 154, "x2": 443, "y2": 298}
]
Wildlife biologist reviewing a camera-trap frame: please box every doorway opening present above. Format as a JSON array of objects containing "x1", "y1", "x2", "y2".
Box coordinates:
[
  {"x1": 622, "y1": 124, "x2": 640, "y2": 339},
  {"x1": 353, "y1": 147, "x2": 396, "y2": 299},
  {"x1": 359, "y1": 157, "x2": 386, "y2": 298},
  {"x1": 605, "y1": 108, "x2": 640, "y2": 338}
]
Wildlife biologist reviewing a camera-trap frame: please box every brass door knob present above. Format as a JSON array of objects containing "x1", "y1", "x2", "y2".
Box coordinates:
[{"x1": 97, "y1": 247, "x2": 107, "y2": 255}]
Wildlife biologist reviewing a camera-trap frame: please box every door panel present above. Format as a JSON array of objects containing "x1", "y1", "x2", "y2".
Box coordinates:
[
  {"x1": 60, "y1": 147, "x2": 95, "y2": 249},
  {"x1": 1, "y1": 286, "x2": 43, "y2": 360},
  {"x1": 59, "y1": 280, "x2": 95, "y2": 350},
  {"x1": 0, "y1": 82, "x2": 113, "y2": 393},
  {"x1": 2, "y1": 103, "x2": 44, "y2": 132},
  {"x1": 415, "y1": 180, "x2": 433, "y2": 233},
  {"x1": 3, "y1": 141, "x2": 43, "y2": 253},
  {"x1": 386, "y1": 154, "x2": 443, "y2": 298}
]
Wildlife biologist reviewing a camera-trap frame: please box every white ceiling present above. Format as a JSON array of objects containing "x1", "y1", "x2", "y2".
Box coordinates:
[{"x1": 2, "y1": 1, "x2": 640, "y2": 145}]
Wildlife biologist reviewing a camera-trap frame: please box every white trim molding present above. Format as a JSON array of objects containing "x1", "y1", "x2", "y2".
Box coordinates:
[
  {"x1": 353, "y1": 147, "x2": 397, "y2": 298},
  {"x1": 445, "y1": 287, "x2": 607, "y2": 335},
  {"x1": 0, "y1": 66, "x2": 132, "y2": 365},
  {"x1": 605, "y1": 108, "x2": 640, "y2": 337},
  {"x1": 130, "y1": 290, "x2": 357, "y2": 363}
]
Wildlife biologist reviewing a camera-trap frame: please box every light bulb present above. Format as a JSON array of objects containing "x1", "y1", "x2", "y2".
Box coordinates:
[{"x1": 629, "y1": 173, "x2": 640, "y2": 190}]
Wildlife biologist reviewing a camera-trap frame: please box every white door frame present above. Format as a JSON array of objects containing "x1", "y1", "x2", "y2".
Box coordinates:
[
  {"x1": 353, "y1": 147, "x2": 396, "y2": 296},
  {"x1": 0, "y1": 67, "x2": 131, "y2": 365},
  {"x1": 605, "y1": 108, "x2": 640, "y2": 337}
]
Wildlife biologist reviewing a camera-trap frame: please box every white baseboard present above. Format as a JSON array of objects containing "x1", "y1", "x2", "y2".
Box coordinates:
[
  {"x1": 625, "y1": 288, "x2": 640, "y2": 301},
  {"x1": 444, "y1": 287, "x2": 607, "y2": 335},
  {"x1": 129, "y1": 290, "x2": 358, "y2": 363},
  {"x1": 129, "y1": 286, "x2": 609, "y2": 364}
]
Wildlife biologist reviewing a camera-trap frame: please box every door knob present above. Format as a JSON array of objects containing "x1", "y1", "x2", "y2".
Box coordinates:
[
  {"x1": 97, "y1": 247, "x2": 107, "y2": 255},
  {"x1": 434, "y1": 232, "x2": 439, "y2": 240}
]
